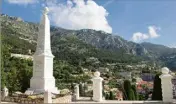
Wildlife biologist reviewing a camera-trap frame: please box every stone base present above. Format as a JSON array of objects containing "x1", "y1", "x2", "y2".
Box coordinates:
[
  {"x1": 26, "y1": 76, "x2": 60, "y2": 95},
  {"x1": 25, "y1": 87, "x2": 60, "y2": 95},
  {"x1": 92, "y1": 98, "x2": 103, "y2": 102}
]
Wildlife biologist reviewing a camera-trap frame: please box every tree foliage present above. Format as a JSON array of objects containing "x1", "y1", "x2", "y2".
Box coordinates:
[
  {"x1": 109, "y1": 91, "x2": 115, "y2": 100},
  {"x1": 124, "y1": 80, "x2": 132, "y2": 100},
  {"x1": 152, "y1": 74, "x2": 162, "y2": 100},
  {"x1": 123, "y1": 80, "x2": 137, "y2": 100},
  {"x1": 131, "y1": 85, "x2": 138, "y2": 100}
]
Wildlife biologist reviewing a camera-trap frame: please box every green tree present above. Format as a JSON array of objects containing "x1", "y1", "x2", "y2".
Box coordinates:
[
  {"x1": 1, "y1": 43, "x2": 33, "y2": 94},
  {"x1": 79, "y1": 84, "x2": 83, "y2": 96},
  {"x1": 1, "y1": 44, "x2": 11, "y2": 89},
  {"x1": 6, "y1": 67, "x2": 21, "y2": 94},
  {"x1": 152, "y1": 74, "x2": 162, "y2": 100},
  {"x1": 132, "y1": 78, "x2": 136, "y2": 82},
  {"x1": 108, "y1": 79, "x2": 117, "y2": 88},
  {"x1": 138, "y1": 94, "x2": 145, "y2": 100},
  {"x1": 129, "y1": 89, "x2": 135, "y2": 100},
  {"x1": 123, "y1": 80, "x2": 135, "y2": 100},
  {"x1": 131, "y1": 85, "x2": 138, "y2": 100},
  {"x1": 17, "y1": 61, "x2": 32, "y2": 92},
  {"x1": 109, "y1": 91, "x2": 115, "y2": 100},
  {"x1": 105, "y1": 93, "x2": 109, "y2": 100}
]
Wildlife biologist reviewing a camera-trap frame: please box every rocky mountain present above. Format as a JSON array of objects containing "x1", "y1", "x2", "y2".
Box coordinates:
[
  {"x1": 51, "y1": 27, "x2": 149, "y2": 56},
  {"x1": 1, "y1": 14, "x2": 176, "y2": 70}
]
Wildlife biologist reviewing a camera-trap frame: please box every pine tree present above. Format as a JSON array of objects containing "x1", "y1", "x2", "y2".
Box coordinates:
[
  {"x1": 123, "y1": 80, "x2": 136, "y2": 100},
  {"x1": 129, "y1": 89, "x2": 135, "y2": 100},
  {"x1": 105, "y1": 93, "x2": 109, "y2": 100},
  {"x1": 109, "y1": 91, "x2": 114, "y2": 100},
  {"x1": 152, "y1": 74, "x2": 162, "y2": 100},
  {"x1": 131, "y1": 85, "x2": 138, "y2": 100}
]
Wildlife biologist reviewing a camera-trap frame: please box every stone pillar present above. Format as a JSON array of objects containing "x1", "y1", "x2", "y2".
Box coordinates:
[
  {"x1": 2, "y1": 86, "x2": 9, "y2": 100},
  {"x1": 44, "y1": 91, "x2": 52, "y2": 103},
  {"x1": 75, "y1": 84, "x2": 79, "y2": 100},
  {"x1": 4, "y1": 86, "x2": 9, "y2": 97},
  {"x1": 92, "y1": 71, "x2": 103, "y2": 102},
  {"x1": 159, "y1": 67, "x2": 173, "y2": 102}
]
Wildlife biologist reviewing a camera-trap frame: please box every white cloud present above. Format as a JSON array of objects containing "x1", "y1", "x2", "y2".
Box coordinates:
[
  {"x1": 6, "y1": 0, "x2": 38, "y2": 5},
  {"x1": 132, "y1": 32, "x2": 149, "y2": 42},
  {"x1": 148, "y1": 26, "x2": 160, "y2": 38},
  {"x1": 132, "y1": 25, "x2": 160, "y2": 42},
  {"x1": 46, "y1": 0, "x2": 112, "y2": 33}
]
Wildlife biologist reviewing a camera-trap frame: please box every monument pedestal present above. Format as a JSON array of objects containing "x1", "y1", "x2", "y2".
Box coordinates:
[{"x1": 26, "y1": 77, "x2": 59, "y2": 94}]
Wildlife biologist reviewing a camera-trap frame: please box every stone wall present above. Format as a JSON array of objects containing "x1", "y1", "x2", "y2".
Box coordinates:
[
  {"x1": 2, "y1": 97, "x2": 43, "y2": 104},
  {"x1": 1, "y1": 95, "x2": 72, "y2": 104},
  {"x1": 52, "y1": 95, "x2": 72, "y2": 103},
  {"x1": 10, "y1": 53, "x2": 33, "y2": 60}
]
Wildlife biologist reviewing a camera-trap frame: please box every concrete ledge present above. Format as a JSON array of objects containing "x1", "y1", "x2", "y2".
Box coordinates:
[
  {"x1": 71, "y1": 100, "x2": 172, "y2": 104},
  {"x1": 1, "y1": 102, "x2": 18, "y2": 104},
  {"x1": 2, "y1": 100, "x2": 174, "y2": 104}
]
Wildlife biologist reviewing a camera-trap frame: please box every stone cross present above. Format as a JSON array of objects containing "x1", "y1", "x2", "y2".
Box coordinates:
[
  {"x1": 159, "y1": 67, "x2": 173, "y2": 102},
  {"x1": 92, "y1": 71, "x2": 103, "y2": 102},
  {"x1": 44, "y1": 90, "x2": 52, "y2": 103}
]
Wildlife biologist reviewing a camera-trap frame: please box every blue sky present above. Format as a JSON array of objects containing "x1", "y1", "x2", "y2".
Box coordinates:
[{"x1": 2, "y1": 0, "x2": 176, "y2": 47}]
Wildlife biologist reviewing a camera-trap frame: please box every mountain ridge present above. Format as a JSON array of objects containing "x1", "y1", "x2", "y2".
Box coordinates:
[{"x1": 1, "y1": 14, "x2": 176, "y2": 70}]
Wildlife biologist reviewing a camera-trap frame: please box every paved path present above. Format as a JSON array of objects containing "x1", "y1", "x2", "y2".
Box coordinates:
[
  {"x1": 1, "y1": 101, "x2": 176, "y2": 104},
  {"x1": 70, "y1": 97, "x2": 176, "y2": 104},
  {"x1": 1, "y1": 102, "x2": 18, "y2": 104},
  {"x1": 2, "y1": 98, "x2": 176, "y2": 104},
  {"x1": 71, "y1": 101, "x2": 166, "y2": 104}
]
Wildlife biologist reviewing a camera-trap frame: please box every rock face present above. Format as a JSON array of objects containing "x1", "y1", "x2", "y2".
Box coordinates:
[{"x1": 51, "y1": 28, "x2": 148, "y2": 56}]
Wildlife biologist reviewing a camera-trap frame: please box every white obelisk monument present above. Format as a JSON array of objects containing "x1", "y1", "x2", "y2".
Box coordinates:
[{"x1": 26, "y1": 7, "x2": 59, "y2": 94}]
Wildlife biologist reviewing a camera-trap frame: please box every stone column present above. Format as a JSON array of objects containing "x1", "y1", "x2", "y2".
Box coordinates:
[
  {"x1": 4, "y1": 86, "x2": 9, "y2": 97},
  {"x1": 2, "y1": 86, "x2": 9, "y2": 100},
  {"x1": 75, "y1": 84, "x2": 79, "y2": 100},
  {"x1": 44, "y1": 91, "x2": 52, "y2": 103},
  {"x1": 92, "y1": 71, "x2": 103, "y2": 102},
  {"x1": 159, "y1": 67, "x2": 173, "y2": 102}
]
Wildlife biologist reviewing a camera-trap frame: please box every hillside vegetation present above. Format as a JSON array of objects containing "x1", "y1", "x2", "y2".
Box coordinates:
[{"x1": 1, "y1": 14, "x2": 175, "y2": 93}]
